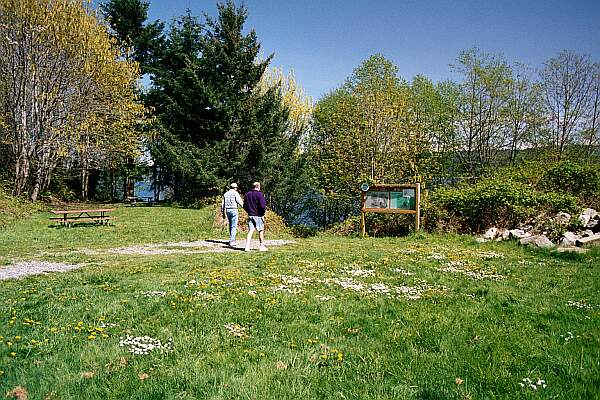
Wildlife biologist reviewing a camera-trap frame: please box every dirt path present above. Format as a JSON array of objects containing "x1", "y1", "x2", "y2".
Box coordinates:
[{"x1": 0, "y1": 239, "x2": 295, "y2": 280}]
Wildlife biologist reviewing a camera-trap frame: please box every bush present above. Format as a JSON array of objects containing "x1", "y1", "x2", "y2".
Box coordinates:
[
  {"x1": 290, "y1": 224, "x2": 318, "y2": 238},
  {"x1": 0, "y1": 186, "x2": 41, "y2": 227},
  {"x1": 539, "y1": 161, "x2": 600, "y2": 206},
  {"x1": 425, "y1": 178, "x2": 580, "y2": 233}
]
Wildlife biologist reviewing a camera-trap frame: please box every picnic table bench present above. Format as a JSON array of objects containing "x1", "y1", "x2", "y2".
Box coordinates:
[
  {"x1": 126, "y1": 196, "x2": 157, "y2": 206},
  {"x1": 50, "y1": 208, "x2": 115, "y2": 227}
]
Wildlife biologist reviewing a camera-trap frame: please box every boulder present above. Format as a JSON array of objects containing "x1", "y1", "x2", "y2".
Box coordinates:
[
  {"x1": 501, "y1": 230, "x2": 511, "y2": 240},
  {"x1": 579, "y1": 214, "x2": 591, "y2": 227},
  {"x1": 576, "y1": 233, "x2": 600, "y2": 247},
  {"x1": 582, "y1": 208, "x2": 598, "y2": 219},
  {"x1": 520, "y1": 235, "x2": 554, "y2": 248},
  {"x1": 560, "y1": 231, "x2": 581, "y2": 247},
  {"x1": 483, "y1": 227, "x2": 498, "y2": 240},
  {"x1": 555, "y1": 212, "x2": 571, "y2": 224},
  {"x1": 509, "y1": 229, "x2": 529, "y2": 239}
]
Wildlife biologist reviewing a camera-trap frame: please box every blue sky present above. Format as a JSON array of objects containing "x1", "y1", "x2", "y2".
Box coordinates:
[{"x1": 135, "y1": 0, "x2": 600, "y2": 101}]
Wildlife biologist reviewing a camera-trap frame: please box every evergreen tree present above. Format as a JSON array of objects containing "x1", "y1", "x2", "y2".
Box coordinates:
[
  {"x1": 100, "y1": 0, "x2": 164, "y2": 75},
  {"x1": 148, "y1": 1, "x2": 293, "y2": 201}
]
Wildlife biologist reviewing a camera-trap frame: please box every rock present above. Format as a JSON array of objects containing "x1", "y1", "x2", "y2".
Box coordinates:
[
  {"x1": 560, "y1": 231, "x2": 581, "y2": 247},
  {"x1": 520, "y1": 235, "x2": 554, "y2": 248},
  {"x1": 582, "y1": 208, "x2": 598, "y2": 219},
  {"x1": 579, "y1": 214, "x2": 591, "y2": 226},
  {"x1": 556, "y1": 247, "x2": 589, "y2": 254},
  {"x1": 509, "y1": 229, "x2": 529, "y2": 239},
  {"x1": 483, "y1": 227, "x2": 498, "y2": 240},
  {"x1": 555, "y1": 212, "x2": 571, "y2": 224},
  {"x1": 576, "y1": 233, "x2": 600, "y2": 247},
  {"x1": 583, "y1": 229, "x2": 594, "y2": 237},
  {"x1": 501, "y1": 230, "x2": 511, "y2": 240}
]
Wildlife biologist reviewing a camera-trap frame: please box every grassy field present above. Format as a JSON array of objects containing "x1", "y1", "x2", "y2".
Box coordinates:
[{"x1": 0, "y1": 205, "x2": 599, "y2": 399}]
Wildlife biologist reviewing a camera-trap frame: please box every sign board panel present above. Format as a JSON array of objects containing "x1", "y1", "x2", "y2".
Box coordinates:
[
  {"x1": 390, "y1": 189, "x2": 416, "y2": 210},
  {"x1": 359, "y1": 183, "x2": 421, "y2": 235},
  {"x1": 365, "y1": 191, "x2": 389, "y2": 209}
]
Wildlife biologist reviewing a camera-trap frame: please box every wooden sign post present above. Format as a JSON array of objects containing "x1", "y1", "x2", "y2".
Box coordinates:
[{"x1": 360, "y1": 183, "x2": 421, "y2": 237}]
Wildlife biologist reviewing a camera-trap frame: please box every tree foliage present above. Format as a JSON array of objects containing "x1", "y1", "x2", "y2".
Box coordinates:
[
  {"x1": 144, "y1": 1, "x2": 295, "y2": 202},
  {"x1": 0, "y1": 0, "x2": 146, "y2": 201}
]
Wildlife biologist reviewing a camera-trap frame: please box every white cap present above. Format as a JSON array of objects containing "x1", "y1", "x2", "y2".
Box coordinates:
[{"x1": 230, "y1": 183, "x2": 238, "y2": 189}]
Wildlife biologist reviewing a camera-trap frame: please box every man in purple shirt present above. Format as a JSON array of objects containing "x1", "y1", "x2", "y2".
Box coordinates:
[{"x1": 243, "y1": 182, "x2": 267, "y2": 251}]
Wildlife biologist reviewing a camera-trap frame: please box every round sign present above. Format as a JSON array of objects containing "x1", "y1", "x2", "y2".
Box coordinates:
[{"x1": 360, "y1": 183, "x2": 370, "y2": 192}]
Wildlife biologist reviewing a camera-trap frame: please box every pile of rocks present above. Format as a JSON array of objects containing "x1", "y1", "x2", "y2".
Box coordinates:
[{"x1": 477, "y1": 208, "x2": 600, "y2": 250}]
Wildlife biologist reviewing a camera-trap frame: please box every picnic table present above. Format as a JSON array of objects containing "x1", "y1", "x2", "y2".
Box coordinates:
[
  {"x1": 50, "y1": 208, "x2": 115, "y2": 227},
  {"x1": 126, "y1": 196, "x2": 157, "y2": 206}
]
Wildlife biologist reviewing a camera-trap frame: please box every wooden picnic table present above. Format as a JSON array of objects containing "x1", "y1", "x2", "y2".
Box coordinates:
[
  {"x1": 126, "y1": 196, "x2": 157, "y2": 206},
  {"x1": 50, "y1": 208, "x2": 115, "y2": 227}
]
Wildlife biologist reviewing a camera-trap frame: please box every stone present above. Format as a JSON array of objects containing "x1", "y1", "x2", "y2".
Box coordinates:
[
  {"x1": 501, "y1": 230, "x2": 511, "y2": 240},
  {"x1": 556, "y1": 247, "x2": 589, "y2": 254},
  {"x1": 576, "y1": 233, "x2": 600, "y2": 247},
  {"x1": 582, "y1": 208, "x2": 598, "y2": 219},
  {"x1": 560, "y1": 231, "x2": 581, "y2": 247},
  {"x1": 579, "y1": 214, "x2": 591, "y2": 227},
  {"x1": 509, "y1": 229, "x2": 529, "y2": 239},
  {"x1": 483, "y1": 227, "x2": 498, "y2": 240},
  {"x1": 555, "y1": 212, "x2": 571, "y2": 224},
  {"x1": 520, "y1": 235, "x2": 554, "y2": 248}
]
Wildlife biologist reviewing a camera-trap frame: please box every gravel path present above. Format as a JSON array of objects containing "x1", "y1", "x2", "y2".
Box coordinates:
[
  {"x1": 108, "y1": 239, "x2": 295, "y2": 255},
  {"x1": 1, "y1": 239, "x2": 296, "y2": 280},
  {"x1": 0, "y1": 261, "x2": 83, "y2": 280}
]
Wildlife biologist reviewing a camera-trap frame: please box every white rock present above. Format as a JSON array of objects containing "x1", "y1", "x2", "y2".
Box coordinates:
[
  {"x1": 582, "y1": 208, "x2": 598, "y2": 219},
  {"x1": 520, "y1": 235, "x2": 554, "y2": 248},
  {"x1": 502, "y1": 230, "x2": 511, "y2": 240},
  {"x1": 555, "y1": 212, "x2": 571, "y2": 224},
  {"x1": 509, "y1": 229, "x2": 529, "y2": 239},
  {"x1": 576, "y1": 233, "x2": 600, "y2": 247},
  {"x1": 483, "y1": 227, "x2": 498, "y2": 240},
  {"x1": 579, "y1": 214, "x2": 591, "y2": 226},
  {"x1": 560, "y1": 232, "x2": 580, "y2": 247}
]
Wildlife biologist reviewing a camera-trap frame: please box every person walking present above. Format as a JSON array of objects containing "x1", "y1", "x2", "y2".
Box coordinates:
[
  {"x1": 221, "y1": 183, "x2": 244, "y2": 247},
  {"x1": 243, "y1": 182, "x2": 267, "y2": 251}
]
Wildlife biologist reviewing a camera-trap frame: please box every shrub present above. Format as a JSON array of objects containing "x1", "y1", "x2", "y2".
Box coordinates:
[
  {"x1": 539, "y1": 161, "x2": 600, "y2": 206},
  {"x1": 426, "y1": 178, "x2": 580, "y2": 233},
  {"x1": 290, "y1": 224, "x2": 318, "y2": 238},
  {"x1": 0, "y1": 186, "x2": 41, "y2": 227}
]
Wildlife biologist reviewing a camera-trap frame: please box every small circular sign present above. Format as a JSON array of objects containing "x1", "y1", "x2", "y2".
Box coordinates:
[{"x1": 360, "y1": 182, "x2": 370, "y2": 192}]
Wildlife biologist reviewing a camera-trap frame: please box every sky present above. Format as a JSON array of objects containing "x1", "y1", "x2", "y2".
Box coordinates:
[{"x1": 130, "y1": 0, "x2": 600, "y2": 101}]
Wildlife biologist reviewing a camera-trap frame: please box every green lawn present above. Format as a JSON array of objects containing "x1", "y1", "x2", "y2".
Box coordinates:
[{"x1": 0, "y1": 206, "x2": 599, "y2": 399}]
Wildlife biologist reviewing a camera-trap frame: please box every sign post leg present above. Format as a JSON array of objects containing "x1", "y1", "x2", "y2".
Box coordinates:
[
  {"x1": 415, "y1": 183, "x2": 421, "y2": 232},
  {"x1": 361, "y1": 212, "x2": 366, "y2": 238}
]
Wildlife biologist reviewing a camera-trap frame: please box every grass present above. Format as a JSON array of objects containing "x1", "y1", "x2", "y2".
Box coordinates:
[{"x1": 0, "y1": 205, "x2": 599, "y2": 399}]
